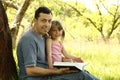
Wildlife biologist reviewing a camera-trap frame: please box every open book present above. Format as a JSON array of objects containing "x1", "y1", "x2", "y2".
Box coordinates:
[{"x1": 53, "y1": 62, "x2": 89, "y2": 71}]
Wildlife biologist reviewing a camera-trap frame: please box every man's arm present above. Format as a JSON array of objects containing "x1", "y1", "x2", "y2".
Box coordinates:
[{"x1": 26, "y1": 66, "x2": 78, "y2": 76}]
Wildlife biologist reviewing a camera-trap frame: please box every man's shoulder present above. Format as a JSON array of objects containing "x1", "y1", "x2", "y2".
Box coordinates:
[
  {"x1": 21, "y1": 28, "x2": 34, "y2": 38},
  {"x1": 18, "y1": 28, "x2": 34, "y2": 42}
]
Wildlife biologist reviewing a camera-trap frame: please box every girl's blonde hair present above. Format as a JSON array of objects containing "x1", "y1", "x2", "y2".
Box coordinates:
[{"x1": 48, "y1": 20, "x2": 65, "y2": 40}]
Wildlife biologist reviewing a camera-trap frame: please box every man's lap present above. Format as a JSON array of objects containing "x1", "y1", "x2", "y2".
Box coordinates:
[
  {"x1": 27, "y1": 70, "x2": 99, "y2": 80},
  {"x1": 49, "y1": 70, "x2": 99, "y2": 80}
]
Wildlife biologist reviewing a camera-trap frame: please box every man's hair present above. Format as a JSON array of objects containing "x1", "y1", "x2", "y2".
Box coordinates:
[{"x1": 34, "y1": 6, "x2": 52, "y2": 19}]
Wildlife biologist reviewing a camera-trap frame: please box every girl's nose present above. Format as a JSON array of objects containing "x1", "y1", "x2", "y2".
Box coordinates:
[{"x1": 56, "y1": 30, "x2": 59, "y2": 34}]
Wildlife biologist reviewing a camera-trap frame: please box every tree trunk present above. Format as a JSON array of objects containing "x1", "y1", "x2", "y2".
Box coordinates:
[
  {"x1": 0, "y1": 1, "x2": 18, "y2": 80},
  {"x1": 11, "y1": 0, "x2": 31, "y2": 49}
]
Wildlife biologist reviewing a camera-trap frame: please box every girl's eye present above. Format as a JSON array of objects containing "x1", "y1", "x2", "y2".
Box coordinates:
[{"x1": 52, "y1": 30, "x2": 56, "y2": 31}]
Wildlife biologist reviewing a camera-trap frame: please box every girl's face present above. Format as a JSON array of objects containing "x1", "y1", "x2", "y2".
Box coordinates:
[{"x1": 49, "y1": 26, "x2": 62, "y2": 40}]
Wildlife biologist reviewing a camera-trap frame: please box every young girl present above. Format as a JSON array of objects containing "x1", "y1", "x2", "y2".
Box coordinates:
[{"x1": 46, "y1": 20, "x2": 83, "y2": 69}]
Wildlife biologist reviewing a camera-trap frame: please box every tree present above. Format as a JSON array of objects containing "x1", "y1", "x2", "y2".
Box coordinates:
[
  {"x1": 0, "y1": 1, "x2": 18, "y2": 80},
  {"x1": 56, "y1": 0, "x2": 120, "y2": 42},
  {"x1": 2, "y1": 0, "x2": 31, "y2": 48},
  {"x1": 2, "y1": 0, "x2": 120, "y2": 45}
]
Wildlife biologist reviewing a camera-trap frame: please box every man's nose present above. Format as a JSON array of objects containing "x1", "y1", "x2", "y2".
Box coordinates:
[{"x1": 45, "y1": 21, "x2": 50, "y2": 26}]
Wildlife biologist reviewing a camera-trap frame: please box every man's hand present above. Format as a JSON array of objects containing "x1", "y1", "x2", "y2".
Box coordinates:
[{"x1": 54, "y1": 68, "x2": 79, "y2": 75}]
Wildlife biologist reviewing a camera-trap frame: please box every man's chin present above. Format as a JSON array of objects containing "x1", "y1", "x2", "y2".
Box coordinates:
[{"x1": 43, "y1": 32, "x2": 48, "y2": 36}]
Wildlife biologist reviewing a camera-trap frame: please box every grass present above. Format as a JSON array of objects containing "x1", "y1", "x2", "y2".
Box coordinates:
[
  {"x1": 13, "y1": 40, "x2": 120, "y2": 80},
  {"x1": 63, "y1": 40, "x2": 120, "y2": 80}
]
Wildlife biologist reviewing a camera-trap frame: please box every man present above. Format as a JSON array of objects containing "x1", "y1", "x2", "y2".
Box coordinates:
[{"x1": 17, "y1": 6, "x2": 99, "y2": 80}]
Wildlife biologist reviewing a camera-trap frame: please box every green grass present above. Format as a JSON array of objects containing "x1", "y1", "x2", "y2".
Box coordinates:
[
  {"x1": 64, "y1": 40, "x2": 120, "y2": 80},
  {"x1": 14, "y1": 40, "x2": 120, "y2": 80}
]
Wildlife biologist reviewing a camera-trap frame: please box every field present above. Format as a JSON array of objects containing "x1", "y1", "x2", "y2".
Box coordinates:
[
  {"x1": 14, "y1": 40, "x2": 120, "y2": 80},
  {"x1": 63, "y1": 40, "x2": 120, "y2": 80}
]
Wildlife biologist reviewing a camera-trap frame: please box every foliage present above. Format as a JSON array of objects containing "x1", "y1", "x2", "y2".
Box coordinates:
[{"x1": 3, "y1": 0, "x2": 120, "y2": 42}]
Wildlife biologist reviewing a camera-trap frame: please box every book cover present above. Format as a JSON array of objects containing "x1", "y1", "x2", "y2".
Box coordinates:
[{"x1": 53, "y1": 62, "x2": 89, "y2": 71}]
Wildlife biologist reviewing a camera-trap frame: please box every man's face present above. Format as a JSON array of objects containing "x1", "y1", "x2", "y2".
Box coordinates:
[{"x1": 34, "y1": 13, "x2": 52, "y2": 35}]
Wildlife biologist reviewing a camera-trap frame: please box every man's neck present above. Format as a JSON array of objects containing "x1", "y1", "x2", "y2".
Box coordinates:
[{"x1": 32, "y1": 26, "x2": 43, "y2": 38}]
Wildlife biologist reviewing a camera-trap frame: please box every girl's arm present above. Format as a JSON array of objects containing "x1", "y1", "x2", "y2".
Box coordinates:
[
  {"x1": 61, "y1": 44, "x2": 83, "y2": 62},
  {"x1": 62, "y1": 45, "x2": 76, "y2": 59},
  {"x1": 46, "y1": 38, "x2": 53, "y2": 69}
]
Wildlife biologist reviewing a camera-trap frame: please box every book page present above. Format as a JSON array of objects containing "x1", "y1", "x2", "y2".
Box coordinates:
[{"x1": 53, "y1": 62, "x2": 89, "y2": 70}]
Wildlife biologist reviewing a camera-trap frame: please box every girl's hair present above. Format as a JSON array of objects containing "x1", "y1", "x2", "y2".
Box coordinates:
[
  {"x1": 0, "y1": 1, "x2": 18, "y2": 80},
  {"x1": 49, "y1": 20, "x2": 65, "y2": 40}
]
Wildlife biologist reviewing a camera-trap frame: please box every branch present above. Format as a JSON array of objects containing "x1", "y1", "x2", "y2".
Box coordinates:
[
  {"x1": 111, "y1": 6, "x2": 120, "y2": 30},
  {"x1": 114, "y1": 21, "x2": 120, "y2": 29},
  {"x1": 10, "y1": 0, "x2": 31, "y2": 48},
  {"x1": 114, "y1": 3, "x2": 119, "y2": 19},
  {"x1": 101, "y1": 2, "x2": 113, "y2": 16},
  {"x1": 96, "y1": 3, "x2": 102, "y2": 15},
  {"x1": 1, "y1": 0, "x2": 19, "y2": 10},
  {"x1": 64, "y1": 2, "x2": 83, "y2": 16},
  {"x1": 95, "y1": 2, "x2": 104, "y2": 31},
  {"x1": 86, "y1": 17, "x2": 98, "y2": 30},
  {"x1": 11, "y1": 0, "x2": 31, "y2": 29},
  {"x1": 54, "y1": 0, "x2": 83, "y2": 16},
  {"x1": 113, "y1": 15, "x2": 120, "y2": 29}
]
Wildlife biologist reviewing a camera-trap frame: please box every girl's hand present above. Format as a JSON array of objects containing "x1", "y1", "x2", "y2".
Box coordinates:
[
  {"x1": 73, "y1": 58, "x2": 84, "y2": 62},
  {"x1": 62, "y1": 58, "x2": 73, "y2": 62}
]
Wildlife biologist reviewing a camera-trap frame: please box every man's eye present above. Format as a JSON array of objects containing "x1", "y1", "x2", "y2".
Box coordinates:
[
  {"x1": 48, "y1": 20, "x2": 52, "y2": 23},
  {"x1": 41, "y1": 20, "x2": 46, "y2": 22}
]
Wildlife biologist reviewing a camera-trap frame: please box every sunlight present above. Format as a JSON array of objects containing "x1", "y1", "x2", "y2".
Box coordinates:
[
  {"x1": 64, "y1": 0, "x2": 97, "y2": 12},
  {"x1": 64, "y1": 0, "x2": 120, "y2": 14}
]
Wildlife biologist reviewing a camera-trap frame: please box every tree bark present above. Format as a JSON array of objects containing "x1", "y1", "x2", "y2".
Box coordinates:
[{"x1": 0, "y1": 1, "x2": 18, "y2": 80}]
